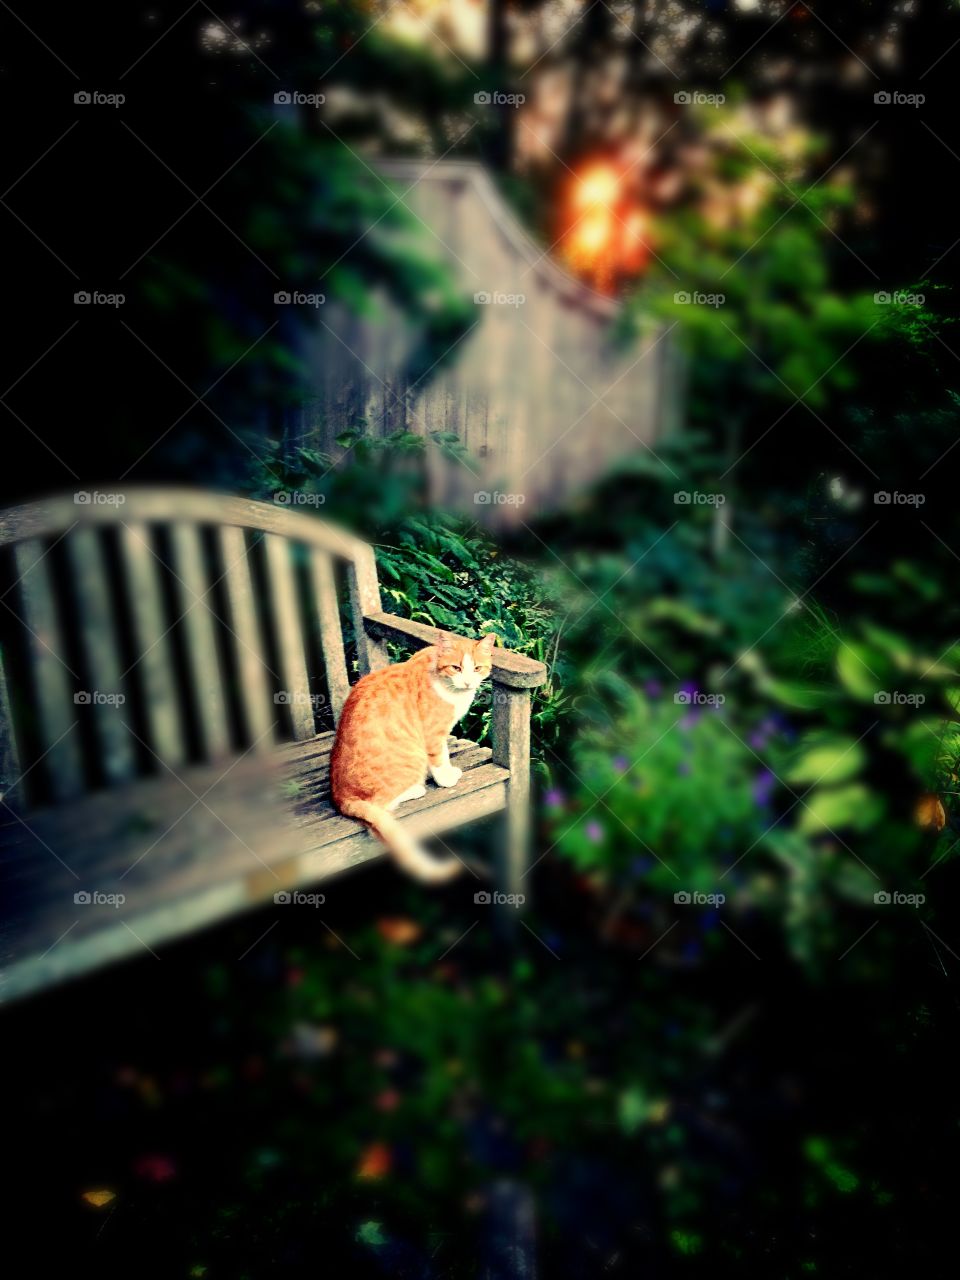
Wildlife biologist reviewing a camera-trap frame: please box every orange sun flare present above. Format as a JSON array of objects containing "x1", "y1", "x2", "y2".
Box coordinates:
[{"x1": 561, "y1": 162, "x2": 651, "y2": 291}]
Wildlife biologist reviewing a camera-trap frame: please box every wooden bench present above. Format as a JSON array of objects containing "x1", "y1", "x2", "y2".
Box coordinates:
[{"x1": 0, "y1": 489, "x2": 546, "y2": 1002}]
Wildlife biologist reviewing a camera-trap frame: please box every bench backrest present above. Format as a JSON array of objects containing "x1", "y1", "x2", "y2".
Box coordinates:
[{"x1": 0, "y1": 489, "x2": 384, "y2": 809}]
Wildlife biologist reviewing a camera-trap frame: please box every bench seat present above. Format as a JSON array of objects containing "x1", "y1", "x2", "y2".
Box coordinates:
[{"x1": 0, "y1": 734, "x2": 508, "y2": 1002}]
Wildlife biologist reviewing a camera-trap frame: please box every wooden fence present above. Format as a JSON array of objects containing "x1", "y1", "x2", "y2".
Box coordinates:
[{"x1": 285, "y1": 159, "x2": 683, "y2": 519}]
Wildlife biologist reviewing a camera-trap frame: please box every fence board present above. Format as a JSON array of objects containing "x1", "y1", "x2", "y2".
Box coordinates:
[{"x1": 286, "y1": 160, "x2": 682, "y2": 521}]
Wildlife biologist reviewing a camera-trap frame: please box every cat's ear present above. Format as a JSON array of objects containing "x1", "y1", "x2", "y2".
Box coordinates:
[
  {"x1": 477, "y1": 631, "x2": 498, "y2": 653},
  {"x1": 436, "y1": 630, "x2": 458, "y2": 654}
]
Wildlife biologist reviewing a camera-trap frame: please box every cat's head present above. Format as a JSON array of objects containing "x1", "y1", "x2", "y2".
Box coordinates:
[{"x1": 434, "y1": 631, "x2": 497, "y2": 692}]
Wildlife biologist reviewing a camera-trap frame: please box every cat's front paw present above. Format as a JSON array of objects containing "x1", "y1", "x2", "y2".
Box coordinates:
[{"x1": 430, "y1": 763, "x2": 462, "y2": 788}]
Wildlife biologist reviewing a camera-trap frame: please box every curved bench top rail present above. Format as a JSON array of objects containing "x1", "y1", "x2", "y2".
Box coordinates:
[{"x1": 0, "y1": 488, "x2": 370, "y2": 562}]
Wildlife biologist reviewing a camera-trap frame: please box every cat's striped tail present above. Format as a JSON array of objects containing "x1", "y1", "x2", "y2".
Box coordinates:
[{"x1": 338, "y1": 798, "x2": 463, "y2": 884}]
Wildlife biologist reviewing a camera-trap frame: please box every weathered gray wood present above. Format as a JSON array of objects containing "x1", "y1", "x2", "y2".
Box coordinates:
[
  {"x1": 492, "y1": 685, "x2": 532, "y2": 905},
  {"x1": 0, "y1": 487, "x2": 539, "y2": 1006},
  {"x1": 286, "y1": 743, "x2": 494, "y2": 806},
  {"x1": 0, "y1": 490, "x2": 372, "y2": 564},
  {"x1": 0, "y1": 736, "x2": 494, "y2": 886},
  {"x1": 12, "y1": 540, "x2": 84, "y2": 800},
  {"x1": 363, "y1": 611, "x2": 548, "y2": 689},
  {"x1": 0, "y1": 753, "x2": 495, "y2": 884},
  {"x1": 264, "y1": 532, "x2": 314, "y2": 739},
  {"x1": 288, "y1": 759, "x2": 508, "y2": 833},
  {"x1": 67, "y1": 527, "x2": 137, "y2": 783},
  {"x1": 119, "y1": 521, "x2": 187, "y2": 768},
  {"x1": 0, "y1": 881, "x2": 250, "y2": 1003},
  {"x1": 169, "y1": 522, "x2": 231, "y2": 759},
  {"x1": 282, "y1": 159, "x2": 680, "y2": 523},
  {"x1": 280, "y1": 734, "x2": 483, "y2": 781},
  {"x1": 310, "y1": 547, "x2": 350, "y2": 721},
  {"x1": 0, "y1": 760, "x2": 299, "y2": 890},
  {"x1": 289, "y1": 765, "x2": 508, "y2": 884},
  {"x1": 218, "y1": 524, "x2": 277, "y2": 750},
  {"x1": 0, "y1": 646, "x2": 23, "y2": 807},
  {"x1": 272, "y1": 728, "x2": 335, "y2": 762},
  {"x1": 0, "y1": 737, "x2": 510, "y2": 1002},
  {"x1": 348, "y1": 543, "x2": 389, "y2": 675},
  {"x1": 0, "y1": 489, "x2": 394, "y2": 773}
]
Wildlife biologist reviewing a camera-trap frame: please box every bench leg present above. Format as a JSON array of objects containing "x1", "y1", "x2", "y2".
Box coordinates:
[{"x1": 491, "y1": 685, "x2": 532, "y2": 915}]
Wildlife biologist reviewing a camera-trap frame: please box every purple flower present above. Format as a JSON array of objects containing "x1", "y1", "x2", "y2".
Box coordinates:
[
  {"x1": 584, "y1": 821, "x2": 605, "y2": 844},
  {"x1": 613, "y1": 755, "x2": 629, "y2": 773},
  {"x1": 645, "y1": 680, "x2": 663, "y2": 698},
  {"x1": 677, "y1": 761, "x2": 691, "y2": 777},
  {"x1": 544, "y1": 789, "x2": 566, "y2": 809},
  {"x1": 680, "y1": 712, "x2": 700, "y2": 730},
  {"x1": 748, "y1": 730, "x2": 767, "y2": 750},
  {"x1": 752, "y1": 769, "x2": 776, "y2": 807}
]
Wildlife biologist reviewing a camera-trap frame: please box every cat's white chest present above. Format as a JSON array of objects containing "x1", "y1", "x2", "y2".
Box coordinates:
[{"x1": 430, "y1": 677, "x2": 477, "y2": 725}]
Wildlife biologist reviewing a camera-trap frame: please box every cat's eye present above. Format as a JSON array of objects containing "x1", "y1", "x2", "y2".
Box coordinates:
[{"x1": 449, "y1": 664, "x2": 461, "y2": 672}]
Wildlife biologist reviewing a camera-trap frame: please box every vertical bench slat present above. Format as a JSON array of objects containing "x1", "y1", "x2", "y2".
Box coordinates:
[
  {"x1": 219, "y1": 525, "x2": 276, "y2": 751},
  {"x1": 67, "y1": 527, "x2": 137, "y2": 784},
  {"x1": 12, "y1": 540, "x2": 85, "y2": 800},
  {"x1": 346, "y1": 543, "x2": 389, "y2": 675},
  {"x1": 169, "y1": 522, "x2": 231, "y2": 760},
  {"x1": 263, "y1": 533, "x2": 314, "y2": 740},
  {"x1": 0, "y1": 646, "x2": 23, "y2": 806},
  {"x1": 119, "y1": 522, "x2": 187, "y2": 769},
  {"x1": 310, "y1": 547, "x2": 350, "y2": 721},
  {"x1": 2, "y1": 496, "x2": 384, "y2": 799}
]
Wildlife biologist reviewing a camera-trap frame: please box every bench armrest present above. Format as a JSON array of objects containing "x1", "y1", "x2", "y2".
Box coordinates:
[{"x1": 362, "y1": 611, "x2": 548, "y2": 690}]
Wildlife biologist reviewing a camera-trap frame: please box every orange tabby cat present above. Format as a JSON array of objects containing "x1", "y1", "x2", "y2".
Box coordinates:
[{"x1": 331, "y1": 630, "x2": 497, "y2": 882}]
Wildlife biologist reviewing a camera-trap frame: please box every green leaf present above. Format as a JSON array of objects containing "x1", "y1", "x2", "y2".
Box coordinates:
[
  {"x1": 860, "y1": 622, "x2": 913, "y2": 663},
  {"x1": 797, "y1": 785, "x2": 883, "y2": 834},
  {"x1": 785, "y1": 736, "x2": 866, "y2": 786},
  {"x1": 356, "y1": 1221, "x2": 387, "y2": 1248},
  {"x1": 836, "y1": 641, "x2": 885, "y2": 700},
  {"x1": 618, "y1": 1086, "x2": 648, "y2": 1135},
  {"x1": 762, "y1": 677, "x2": 827, "y2": 710}
]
